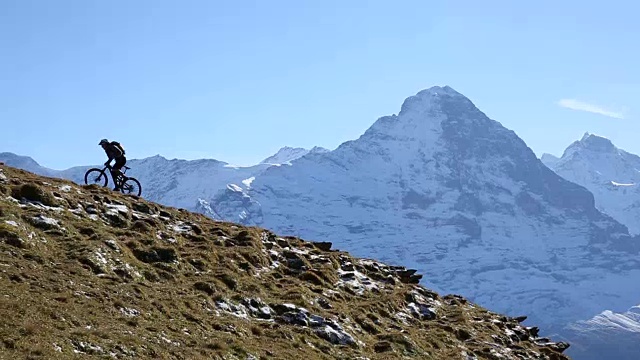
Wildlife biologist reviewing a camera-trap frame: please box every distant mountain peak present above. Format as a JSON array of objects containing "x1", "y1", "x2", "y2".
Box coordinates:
[
  {"x1": 399, "y1": 85, "x2": 469, "y2": 116},
  {"x1": 0, "y1": 152, "x2": 41, "y2": 167},
  {"x1": 361, "y1": 85, "x2": 488, "y2": 147},
  {"x1": 0, "y1": 152, "x2": 53, "y2": 175},
  {"x1": 419, "y1": 85, "x2": 463, "y2": 97},
  {"x1": 260, "y1": 146, "x2": 328, "y2": 165},
  {"x1": 540, "y1": 153, "x2": 560, "y2": 168},
  {"x1": 546, "y1": 133, "x2": 640, "y2": 235},
  {"x1": 572, "y1": 132, "x2": 616, "y2": 153},
  {"x1": 309, "y1": 146, "x2": 330, "y2": 154}
]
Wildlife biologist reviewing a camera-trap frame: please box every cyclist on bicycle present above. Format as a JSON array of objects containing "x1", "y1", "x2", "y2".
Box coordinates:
[{"x1": 99, "y1": 139, "x2": 127, "y2": 191}]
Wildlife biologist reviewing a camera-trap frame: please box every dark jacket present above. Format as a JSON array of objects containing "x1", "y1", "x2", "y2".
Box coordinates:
[{"x1": 104, "y1": 143, "x2": 124, "y2": 161}]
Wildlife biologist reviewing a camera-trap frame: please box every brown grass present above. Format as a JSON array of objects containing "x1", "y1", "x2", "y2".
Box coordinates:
[{"x1": 0, "y1": 165, "x2": 572, "y2": 360}]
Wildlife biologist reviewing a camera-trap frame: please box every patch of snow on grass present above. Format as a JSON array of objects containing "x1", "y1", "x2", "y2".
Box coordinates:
[
  {"x1": 106, "y1": 203, "x2": 129, "y2": 214},
  {"x1": 171, "y1": 222, "x2": 191, "y2": 233},
  {"x1": 336, "y1": 268, "x2": 380, "y2": 295},
  {"x1": 32, "y1": 214, "x2": 62, "y2": 228},
  {"x1": 120, "y1": 307, "x2": 141, "y2": 317},
  {"x1": 93, "y1": 250, "x2": 109, "y2": 265}
]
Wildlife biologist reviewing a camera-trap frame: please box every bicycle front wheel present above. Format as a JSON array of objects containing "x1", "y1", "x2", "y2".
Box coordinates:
[
  {"x1": 120, "y1": 177, "x2": 142, "y2": 197},
  {"x1": 84, "y1": 168, "x2": 108, "y2": 187}
]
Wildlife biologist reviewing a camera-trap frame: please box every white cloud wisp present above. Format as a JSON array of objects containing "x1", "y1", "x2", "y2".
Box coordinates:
[{"x1": 557, "y1": 99, "x2": 624, "y2": 119}]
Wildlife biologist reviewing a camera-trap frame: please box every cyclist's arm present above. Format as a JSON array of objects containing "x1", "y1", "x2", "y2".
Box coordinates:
[
  {"x1": 104, "y1": 154, "x2": 114, "y2": 166},
  {"x1": 104, "y1": 146, "x2": 116, "y2": 166}
]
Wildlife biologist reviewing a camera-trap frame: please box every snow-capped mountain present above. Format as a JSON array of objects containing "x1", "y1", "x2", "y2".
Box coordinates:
[
  {"x1": 562, "y1": 305, "x2": 640, "y2": 360},
  {"x1": 260, "y1": 146, "x2": 329, "y2": 165},
  {"x1": 541, "y1": 132, "x2": 640, "y2": 235},
  {"x1": 4, "y1": 86, "x2": 640, "y2": 359},
  {"x1": 210, "y1": 87, "x2": 640, "y2": 340}
]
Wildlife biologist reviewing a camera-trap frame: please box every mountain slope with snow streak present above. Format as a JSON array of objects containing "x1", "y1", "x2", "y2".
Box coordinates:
[{"x1": 541, "y1": 132, "x2": 640, "y2": 235}]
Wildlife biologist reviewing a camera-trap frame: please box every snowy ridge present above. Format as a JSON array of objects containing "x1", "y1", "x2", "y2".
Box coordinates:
[
  {"x1": 573, "y1": 306, "x2": 640, "y2": 333},
  {"x1": 562, "y1": 305, "x2": 640, "y2": 360},
  {"x1": 260, "y1": 146, "x2": 329, "y2": 165},
  {"x1": 542, "y1": 132, "x2": 640, "y2": 235}
]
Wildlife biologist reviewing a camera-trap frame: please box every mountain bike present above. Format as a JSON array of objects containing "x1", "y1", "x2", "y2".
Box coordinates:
[{"x1": 84, "y1": 164, "x2": 142, "y2": 196}]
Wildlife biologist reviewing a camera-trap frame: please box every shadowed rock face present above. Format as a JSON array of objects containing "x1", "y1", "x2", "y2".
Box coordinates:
[
  {"x1": 437, "y1": 91, "x2": 598, "y2": 216},
  {"x1": 0, "y1": 164, "x2": 571, "y2": 360}
]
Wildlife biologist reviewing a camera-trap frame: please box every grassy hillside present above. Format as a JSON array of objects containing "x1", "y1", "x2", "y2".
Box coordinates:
[{"x1": 0, "y1": 164, "x2": 570, "y2": 359}]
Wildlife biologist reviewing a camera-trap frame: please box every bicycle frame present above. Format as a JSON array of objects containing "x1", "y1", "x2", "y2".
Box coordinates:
[
  {"x1": 102, "y1": 164, "x2": 130, "y2": 186},
  {"x1": 103, "y1": 164, "x2": 129, "y2": 174}
]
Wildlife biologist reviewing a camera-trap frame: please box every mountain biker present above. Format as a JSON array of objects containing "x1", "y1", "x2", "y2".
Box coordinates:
[{"x1": 99, "y1": 139, "x2": 127, "y2": 191}]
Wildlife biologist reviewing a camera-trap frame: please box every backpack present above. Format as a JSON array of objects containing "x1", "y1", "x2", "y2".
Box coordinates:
[{"x1": 111, "y1": 141, "x2": 125, "y2": 156}]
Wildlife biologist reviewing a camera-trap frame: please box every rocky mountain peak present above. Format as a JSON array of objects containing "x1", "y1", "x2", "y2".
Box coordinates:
[
  {"x1": 398, "y1": 85, "x2": 470, "y2": 116},
  {"x1": 540, "y1": 153, "x2": 560, "y2": 168},
  {"x1": 352, "y1": 86, "x2": 595, "y2": 217},
  {"x1": 544, "y1": 133, "x2": 640, "y2": 236},
  {"x1": 564, "y1": 132, "x2": 617, "y2": 156},
  {"x1": 260, "y1": 146, "x2": 317, "y2": 165},
  {"x1": 309, "y1": 146, "x2": 330, "y2": 154},
  {"x1": 579, "y1": 132, "x2": 616, "y2": 151},
  {"x1": 358, "y1": 85, "x2": 493, "y2": 153}
]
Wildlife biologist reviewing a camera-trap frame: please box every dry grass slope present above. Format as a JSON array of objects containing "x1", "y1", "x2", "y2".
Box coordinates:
[{"x1": 0, "y1": 164, "x2": 571, "y2": 360}]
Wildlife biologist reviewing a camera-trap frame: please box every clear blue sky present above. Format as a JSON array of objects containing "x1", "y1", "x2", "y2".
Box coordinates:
[{"x1": 1, "y1": 0, "x2": 638, "y2": 169}]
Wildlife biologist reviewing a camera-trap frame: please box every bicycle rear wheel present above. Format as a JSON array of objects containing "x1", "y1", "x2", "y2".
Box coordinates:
[
  {"x1": 84, "y1": 168, "x2": 108, "y2": 187},
  {"x1": 120, "y1": 177, "x2": 142, "y2": 197}
]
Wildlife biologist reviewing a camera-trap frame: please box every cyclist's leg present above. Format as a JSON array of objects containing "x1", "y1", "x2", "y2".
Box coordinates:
[
  {"x1": 107, "y1": 167, "x2": 116, "y2": 184},
  {"x1": 113, "y1": 156, "x2": 126, "y2": 190}
]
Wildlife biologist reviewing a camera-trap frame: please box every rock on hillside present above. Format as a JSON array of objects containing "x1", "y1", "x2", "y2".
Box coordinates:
[{"x1": 0, "y1": 164, "x2": 570, "y2": 360}]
